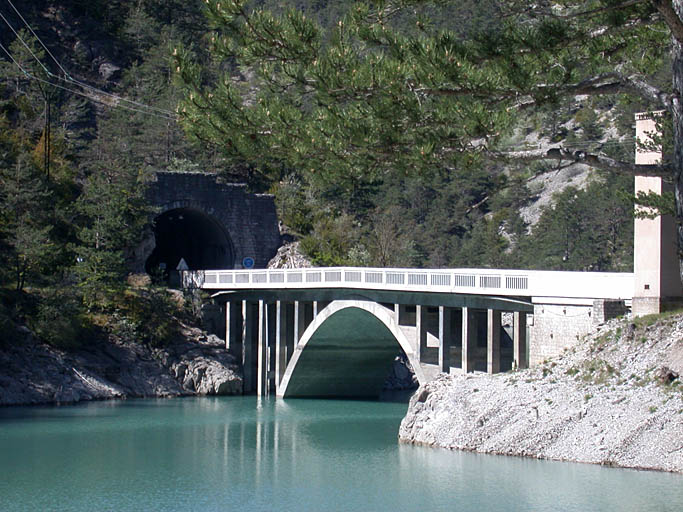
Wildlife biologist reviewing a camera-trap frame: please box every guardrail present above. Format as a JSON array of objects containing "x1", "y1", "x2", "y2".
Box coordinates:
[{"x1": 182, "y1": 267, "x2": 635, "y2": 300}]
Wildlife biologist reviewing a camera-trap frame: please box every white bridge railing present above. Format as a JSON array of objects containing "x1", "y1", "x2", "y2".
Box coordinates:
[{"x1": 183, "y1": 267, "x2": 634, "y2": 301}]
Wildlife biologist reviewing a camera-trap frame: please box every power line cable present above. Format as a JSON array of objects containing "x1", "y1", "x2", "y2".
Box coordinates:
[
  {"x1": 1, "y1": 1, "x2": 177, "y2": 118},
  {"x1": 0, "y1": 42, "x2": 177, "y2": 121},
  {"x1": 0, "y1": 9, "x2": 51, "y2": 74},
  {"x1": 5, "y1": 0, "x2": 69, "y2": 77}
]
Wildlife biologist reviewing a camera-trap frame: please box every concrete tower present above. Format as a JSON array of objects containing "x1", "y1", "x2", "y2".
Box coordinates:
[{"x1": 632, "y1": 112, "x2": 683, "y2": 316}]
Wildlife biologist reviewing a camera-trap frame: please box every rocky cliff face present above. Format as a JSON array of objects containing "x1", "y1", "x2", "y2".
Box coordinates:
[
  {"x1": 399, "y1": 314, "x2": 683, "y2": 473},
  {"x1": 0, "y1": 325, "x2": 242, "y2": 406}
]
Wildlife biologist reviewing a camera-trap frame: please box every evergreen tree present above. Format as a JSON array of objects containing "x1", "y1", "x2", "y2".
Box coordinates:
[
  {"x1": 0, "y1": 151, "x2": 53, "y2": 291},
  {"x1": 73, "y1": 165, "x2": 151, "y2": 308},
  {"x1": 175, "y1": 1, "x2": 683, "y2": 271}
]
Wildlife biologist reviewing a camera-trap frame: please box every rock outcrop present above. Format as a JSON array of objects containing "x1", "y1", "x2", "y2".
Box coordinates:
[
  {"x1": 399, "y1": 314, "x2": 683, "y2": 473},
  {"x1": 0, "y1": 326, "x2": 242, "y2": 406},
  {"x1": 383, "y1": 353, "x2": 419, "y2": 391},
  {"x1": 267, "y1": 241, "x2": 312, "y2": 269}
]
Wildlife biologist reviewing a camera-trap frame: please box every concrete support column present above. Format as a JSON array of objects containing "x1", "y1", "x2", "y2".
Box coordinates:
[
  {"x1": 275, "y1": 301, "x2": 295, "y2": 393},
  {"x1": 225, "y1": 301, "x2": 241, "y2": 356},
  {"x1": 294, "y1": 301, "x2": 314, "y2": 344},
  {"x1": 284, "y1": 303, "x2": 294, "y2": 364},
  {"x1": 257, "y1": 300, "x2": 268, "y2": 397},
  {"x1": 513, "y1": 311, "x2": 528, "y2": 370},
  {"x1": 294, "y1": 301, "x2": 305, "y2": 345},
  {"x1": 266, "y1": 303, "x2": 277, "y2": 394},
  {"x1": 461, "y1": 307, "x2": 475, "y2": 373},
  {"x1": 416, "y1": 305, "x2": 428, "y2": 363},
  {"x1": 438, "y1": 306, "x2": 453, "y2": 374},
  {"x1": 487, "y1": 309, "x2": 501, "y2": 374},
  {"x1": 313, "y1": 301, "x2": 330, "y2": 317},
  {"x1": 242, "y1": 301, "x2": 258, "y2": 394}
]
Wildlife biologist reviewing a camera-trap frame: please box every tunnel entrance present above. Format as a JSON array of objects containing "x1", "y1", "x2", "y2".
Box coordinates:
[{"x1": 145, "y1": 208, "x2": 234, "y2": 275}]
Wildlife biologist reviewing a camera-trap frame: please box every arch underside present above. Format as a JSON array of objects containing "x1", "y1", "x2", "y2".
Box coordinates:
[{"x1": 280, "y1": 302, "x2": 423, "y2": 399}]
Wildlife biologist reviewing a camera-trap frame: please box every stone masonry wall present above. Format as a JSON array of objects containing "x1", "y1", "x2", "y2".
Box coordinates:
[
  {"x1": 592, "y1": 299, "x2": 628, "y2": 327},
  {"x1": 148, "y1": 172, "x2": 281, "y2": 268},
  {"x1": 529, "y1": 304, "x2": 593, "y2": 366}
]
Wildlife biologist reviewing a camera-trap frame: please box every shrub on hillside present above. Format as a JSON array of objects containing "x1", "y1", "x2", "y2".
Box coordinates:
[{"x1": 28, "y1": 290, "x2": 95, "y2": 349}]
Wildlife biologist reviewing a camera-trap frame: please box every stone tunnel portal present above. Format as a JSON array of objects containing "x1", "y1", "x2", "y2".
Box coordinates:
[{"x1": 145, "y1": 207, "x2": 235, "y2": 274}]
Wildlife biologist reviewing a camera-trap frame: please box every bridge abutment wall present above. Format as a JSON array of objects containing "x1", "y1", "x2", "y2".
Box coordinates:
[{"x1": 529, "y1": 299, "x2": 628, "y2": 365}]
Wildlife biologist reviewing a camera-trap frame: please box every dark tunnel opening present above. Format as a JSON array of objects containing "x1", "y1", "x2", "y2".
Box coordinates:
[{"x1": 145, "y1": 208, "x2": 235, "y2": 275}]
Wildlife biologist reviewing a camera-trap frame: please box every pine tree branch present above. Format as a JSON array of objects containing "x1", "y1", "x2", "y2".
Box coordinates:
[
  {"x1": 416, "y1": 72, "x2": 672, "y2": 109},
  {"x1": 491, "y1": 146, "x2": 670, "y2": 177},
  {"x1": 651, "y1": 0, "x2": 683, "y2": 44},
  {"x1": 551, "y1": 73, "x2": 673, "y2": 108}
]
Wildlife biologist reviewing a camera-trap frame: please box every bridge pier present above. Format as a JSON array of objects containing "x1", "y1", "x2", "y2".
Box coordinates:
[
  {"x1": 242, "y1": 301, "x2": 259, "y2": 393},
  {"x1": 416, "y1": 305, "x2": 428, "y2": 363},
  {"x1": 257, "y1": 300, "x2": 267, "y2": 396},
  {"x1": 513, "y1": 311, "x2": 527, "y2": 370},
  {"x1": 275, "y1": 301, "x2": 294, "y2": 394},
  {"x1": 487, "y1": 309, "x2": 501, "y2": 374},
  {"x1": 225, "y1": 301, "x2": 242, "y2": 355},
  {"x1": 438, "y1": 306, "x2": 453, "y2": 373},
  {"x1": 461, "y1": 307, "x2": 476, "y2": 373}
]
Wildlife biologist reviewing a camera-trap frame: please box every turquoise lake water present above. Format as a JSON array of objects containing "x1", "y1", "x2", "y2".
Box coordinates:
[{"x1": 0, "y1": 396, "x2": 681, "y2": 511}]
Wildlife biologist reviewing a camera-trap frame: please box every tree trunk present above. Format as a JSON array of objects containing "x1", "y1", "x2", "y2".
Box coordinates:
[{"x1": 673, "y1": 2, "x2": 683, "y2": 284}]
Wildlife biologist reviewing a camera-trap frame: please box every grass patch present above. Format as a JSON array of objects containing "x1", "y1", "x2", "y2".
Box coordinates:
[
  {"x1": 633, "y1": 308, "x2": 683, "y2": 329},
  {"x1": 578, "y1": 358, "x2": 619, "y2": 385}
]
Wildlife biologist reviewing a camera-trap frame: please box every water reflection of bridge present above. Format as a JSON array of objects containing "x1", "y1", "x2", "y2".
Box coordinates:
[{"x1": 185, "y1": 267, "x2": 632, "y2": 398}]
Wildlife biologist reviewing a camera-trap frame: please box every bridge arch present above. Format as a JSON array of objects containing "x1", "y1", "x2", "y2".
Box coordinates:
[
  {"x1": 278, "y1": 301, "x2": 425, "y2": 398},
  {"x1": 145, "y1": 202, "x2": 235, "y2": 274}
]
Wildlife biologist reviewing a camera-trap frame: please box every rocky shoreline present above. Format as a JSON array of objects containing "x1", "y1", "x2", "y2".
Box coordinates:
[
  {"x1": 399, "y1": 315, "x2": 683, "y2": 473},
  {"x1": 0, "y1": 325, "x2": 242, "y2": 406}
]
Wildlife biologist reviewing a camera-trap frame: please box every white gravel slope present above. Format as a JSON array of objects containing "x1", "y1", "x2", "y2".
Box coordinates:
[{"x1": 399, "y1": 315, "x2": 683, "y2": 473}]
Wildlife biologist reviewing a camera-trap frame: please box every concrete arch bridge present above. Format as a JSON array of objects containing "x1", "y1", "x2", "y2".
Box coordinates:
[{"x1": 186, "y1": 267, "x2": 633, "y2": 399}]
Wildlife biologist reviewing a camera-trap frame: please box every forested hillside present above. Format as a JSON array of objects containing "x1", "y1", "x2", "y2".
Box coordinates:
[{"x1": 0, "y1": 1, "x2": 664, "y2": 345}]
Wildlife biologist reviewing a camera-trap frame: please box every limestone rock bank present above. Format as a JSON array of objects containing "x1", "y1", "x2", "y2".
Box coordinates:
[
  {"x1": 0, "y1": 326, "x2": 242, "y2": 406},
  {"x1": 399, "y1": 315, "x2": 683, "y2": 473},
  {"x1": 267, "y1": 241, "x2": 312, "y2": 269}
]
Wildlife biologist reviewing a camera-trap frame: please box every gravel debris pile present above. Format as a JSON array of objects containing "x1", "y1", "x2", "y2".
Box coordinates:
[{"x1": 399, "y1": 313, "x2": 683, "y2": 473}]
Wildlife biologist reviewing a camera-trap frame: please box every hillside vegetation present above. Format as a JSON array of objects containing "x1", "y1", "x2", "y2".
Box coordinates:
[{"x1": 0, "y1": 1, "x2": 664, "y2": 347}]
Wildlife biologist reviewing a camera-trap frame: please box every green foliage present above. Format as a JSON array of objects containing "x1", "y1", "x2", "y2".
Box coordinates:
[
  {"x1": 173, "y1": 0, "x2": 672, "y2": 270},
  {"x1": 514, "y1": 172, "x2": 634, "y2": 271},
  {"x1": 111, "y1": 287, "x2": 181, "y2": 347},
  {"x1": 28, "y1": 289, "x2": 95, "y2": 350},
  {"x1": 299, "y1": 213, "x2": 365, "y2": 266},
  {"x1": 0, "y1": 152, "x2": 54, "y2": 290},
  {"x1": 274, "y1": 176, "x2": 315, "y2": 235},
  {"x1": 73, "y1": 167, "x2": 153, "y2": 308}
]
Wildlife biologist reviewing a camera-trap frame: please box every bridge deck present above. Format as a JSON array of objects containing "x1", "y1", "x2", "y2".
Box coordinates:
[{"x1": 184, "y1": 267, "x2": 634, "y2": 302}]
